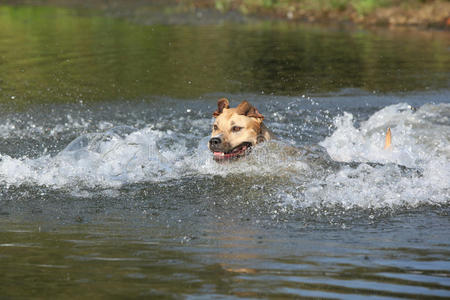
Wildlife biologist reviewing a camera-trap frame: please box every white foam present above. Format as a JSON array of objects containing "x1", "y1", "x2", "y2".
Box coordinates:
[
  {"x1": 319, "y1": 103, "x2": 449, "y2": 168},
  {"x1": 0, "y1": 126, "x2": 188, "y2": 188},
  {"x1": 0, "y1": 103, "x2": 448, "y2": 208},
  {"x1": 301, "y1": 103, "x2": 450, "y2": 208},
  {"x1": 302, "y1": 159, "x2": 449, "y2": 209}
]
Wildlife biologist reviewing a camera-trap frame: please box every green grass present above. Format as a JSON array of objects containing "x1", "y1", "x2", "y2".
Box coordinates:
[{"x1": 350, "y1": 0, "x2": 390, "y2": 15}]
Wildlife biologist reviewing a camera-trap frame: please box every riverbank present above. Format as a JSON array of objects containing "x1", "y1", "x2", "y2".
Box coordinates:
[
  {"x1": 187, "y1": 0, "x2": 450, "y2": 28},
  {"x1": 3, "y1": 0, "x2": 450, "y2": 29}
]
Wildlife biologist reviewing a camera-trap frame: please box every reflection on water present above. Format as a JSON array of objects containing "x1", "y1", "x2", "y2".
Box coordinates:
[
  {"x1": 0, "y1": 5, "x2": 449, "y2": 108},
  {"x1": 0, "y1": 4, "x2": 449, "y2": 299},
  {"x1": 1, "y1": 209, "x2": 449, "y2": 299}
]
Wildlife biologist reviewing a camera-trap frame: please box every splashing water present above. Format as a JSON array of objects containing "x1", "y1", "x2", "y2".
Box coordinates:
[
  {"x1": 0, "y1": 102, "x2": 448, "y2": 209},
  {"x1": 309, "y1": 103, "x2": 450, "y2": 208}
]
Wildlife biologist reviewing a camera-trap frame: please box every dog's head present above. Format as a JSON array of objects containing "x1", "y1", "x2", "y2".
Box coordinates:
[{"x1": 209, "y1": 98, "x2": 267, "y2": 161}]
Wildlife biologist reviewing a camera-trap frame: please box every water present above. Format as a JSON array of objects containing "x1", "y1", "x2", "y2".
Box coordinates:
[{"x1": 1, "y1": 4, "x2": 450, "y2": 299}]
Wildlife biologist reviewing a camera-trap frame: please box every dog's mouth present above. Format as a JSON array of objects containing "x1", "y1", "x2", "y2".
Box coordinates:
[{"x1": 212, "y1": 142, "x2": 252, "y2": 161}]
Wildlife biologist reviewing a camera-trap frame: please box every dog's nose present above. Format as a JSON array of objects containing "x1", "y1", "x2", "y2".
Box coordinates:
[{"x1": 209, "y1": 137, "x2": 221, "y2": 146}]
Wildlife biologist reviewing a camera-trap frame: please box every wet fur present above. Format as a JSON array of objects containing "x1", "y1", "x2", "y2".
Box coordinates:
[{"x1": 209, "y1": 98, "x2": 272, "y2": 157}]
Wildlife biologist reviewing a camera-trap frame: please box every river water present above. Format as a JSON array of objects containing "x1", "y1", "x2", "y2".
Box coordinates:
[{"x1": 0, "y1": 5, "x2": 449, "y2": 299}]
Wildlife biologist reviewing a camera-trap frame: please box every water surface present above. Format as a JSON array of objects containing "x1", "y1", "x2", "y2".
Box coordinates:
[
  {"x1": 1, "y1": 5, "x2": 449, "y2": 107},
  {"x1": 0, "y1": 5, "x2": 449, "y2": 299}
]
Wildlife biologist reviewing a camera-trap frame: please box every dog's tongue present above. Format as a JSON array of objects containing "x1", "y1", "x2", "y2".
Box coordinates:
[
  {"x1": 212, "y1": 144, "x2": 250, "y2": 160},
  {"x1": 213, "y1": 151, "x2": 236, "y2": 158},
  {"x1": 213, "y1": 145, "x2": 248, "y2": 159}
]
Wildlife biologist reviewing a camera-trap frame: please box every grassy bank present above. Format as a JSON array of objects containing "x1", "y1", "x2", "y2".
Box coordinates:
[
  {"x1": 2, "y1": 0, "x2": 449, "y2": 28},
  {"x1": 186, "y1": 0, "x2": 450, "y2": 28}
]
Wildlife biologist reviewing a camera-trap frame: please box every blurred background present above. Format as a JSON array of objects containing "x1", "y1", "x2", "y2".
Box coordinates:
[{"x1": 3, "y1": 0, "x2": 450, "y2": 27}]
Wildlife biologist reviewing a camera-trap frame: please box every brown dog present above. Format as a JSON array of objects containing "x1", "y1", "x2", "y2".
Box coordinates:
[{"x1": 209, "y1": 98, "x2": 272, "y2": 161}]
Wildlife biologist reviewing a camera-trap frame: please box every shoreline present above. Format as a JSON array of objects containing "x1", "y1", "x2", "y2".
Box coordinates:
[
  {"x1": 2, "y1": 0, "x2": 450, "y2": 29},
  {"x1": 187, "y1": 0, "x2": 450, "y2": 29}
]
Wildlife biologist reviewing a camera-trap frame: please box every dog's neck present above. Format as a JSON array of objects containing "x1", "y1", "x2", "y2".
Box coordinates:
[{"x1": 259, "y1": 123, "x2": 273, "y2": 143}]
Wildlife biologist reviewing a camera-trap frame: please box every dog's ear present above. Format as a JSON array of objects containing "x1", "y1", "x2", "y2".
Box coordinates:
[
  {"x1": 236, "y1": 100, "x2": 264, "y2": 120},
  {"x1": 213, "y1": 98, "x2": 230, "y2": 117}
]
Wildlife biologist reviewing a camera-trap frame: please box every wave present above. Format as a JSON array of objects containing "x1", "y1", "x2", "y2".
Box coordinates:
[{"x1": 0, "y1": 103, "x2": 448, "y2": 209}]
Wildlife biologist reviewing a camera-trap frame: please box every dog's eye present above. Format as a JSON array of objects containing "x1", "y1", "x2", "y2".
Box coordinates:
[
  {"x1": 232, "y1": 126, "x2": 242, "y2": 132},
  {"x1": 213, "y1": 125, "x2": 218, "y2": 131}
]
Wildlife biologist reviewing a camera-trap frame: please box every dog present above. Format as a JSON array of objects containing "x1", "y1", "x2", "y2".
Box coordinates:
[
  {"x1": 208, "y1": 98, "x2": 272, "y2": 161},
  {"x1": 208, "y1": 97, "x2": 393, "y2": 162}
]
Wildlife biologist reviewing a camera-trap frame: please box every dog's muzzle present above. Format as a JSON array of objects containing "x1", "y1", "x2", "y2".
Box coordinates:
[
  {"x1": 209, "y1": 137, "x2": 222, "y2": 151},
  {"x1": 209, "y1": 134, "x2": 252, "y2": 161}
]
